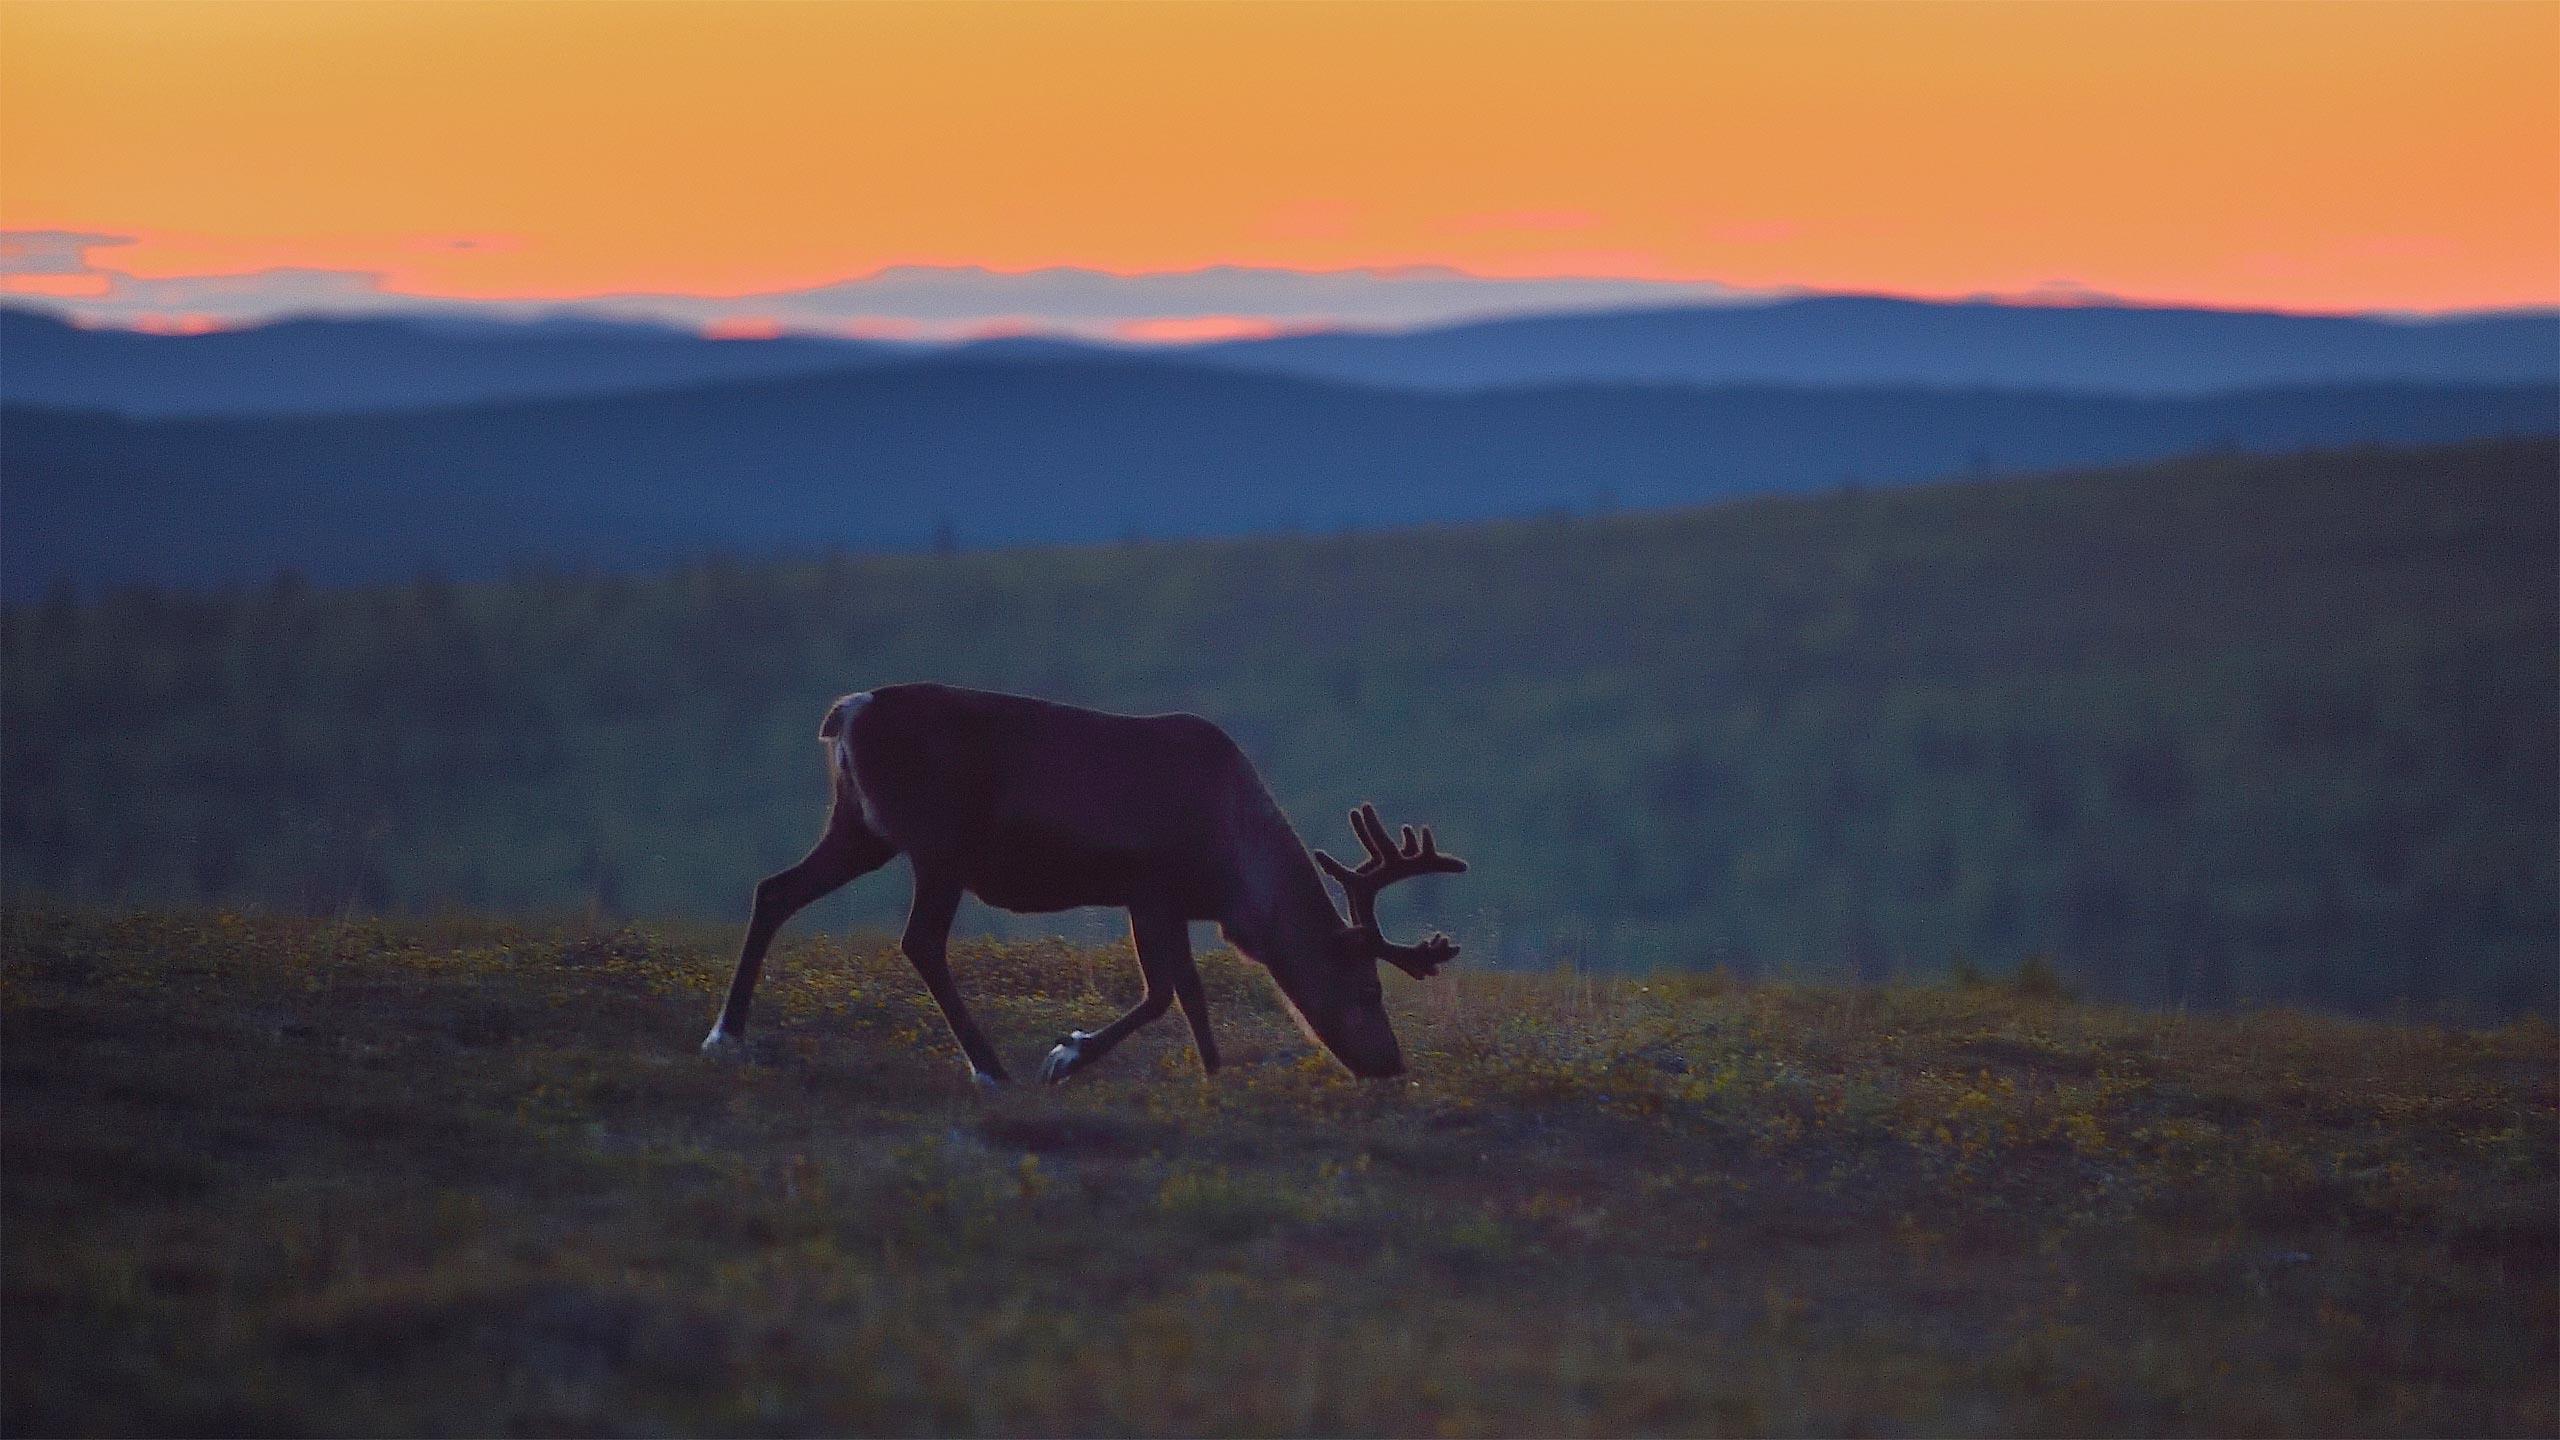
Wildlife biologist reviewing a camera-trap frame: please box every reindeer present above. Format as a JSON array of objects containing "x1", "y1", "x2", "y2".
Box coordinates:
[{"x1": 702, "y1": 684, "x2": 1467, "y2": 1083}]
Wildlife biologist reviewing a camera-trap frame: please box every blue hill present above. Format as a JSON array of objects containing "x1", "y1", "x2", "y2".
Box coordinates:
[
  {"x1": 4, "y1": 354, "x2": 2550, "y2": 595},
  {"x1": 0, "y1": 308, "x2": 895, "y2": 416},
  {"x1": 1189, "y1": 295, "x2": 2560, "y2": 394},
  {"x1": 6, "y1": 295, "x2": 2553, "y2": 417}
]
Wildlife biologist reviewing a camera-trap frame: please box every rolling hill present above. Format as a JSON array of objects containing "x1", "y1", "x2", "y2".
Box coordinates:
[
  {"x1": 0, "y1": 308, "x2": 897, "y2": 416},
  {"x1": 5, "y1": 358, "x2": 2551, "y2": 595},
  {"x1": 1193, "y1": 295, "x2": 2560, "y2": 393}
]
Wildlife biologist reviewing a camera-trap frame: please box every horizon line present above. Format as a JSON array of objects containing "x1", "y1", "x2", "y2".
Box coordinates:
[{"x1": 7, "y1": 285, "x2": 2556, "y2": 349}]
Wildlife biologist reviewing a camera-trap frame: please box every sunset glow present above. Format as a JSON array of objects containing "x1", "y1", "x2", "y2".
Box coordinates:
[
  {"x1": 700, "y1": 317, "x2": 786, "y2": 342},
  {"x1": 2, "y1": 0, "x2": 2554, "y2": 327},
  {"x1": 1114, "y1": 316, "x2": 1285, "y2": 344}
]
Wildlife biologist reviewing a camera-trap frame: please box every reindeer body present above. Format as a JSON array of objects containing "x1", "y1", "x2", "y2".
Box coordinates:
[
  {"x1": 831, "y1": 687, "x2": 1265, "y2": 919},
  {"x1": 705, "y1": 684, "x2": 1464, "y2": 1085}
]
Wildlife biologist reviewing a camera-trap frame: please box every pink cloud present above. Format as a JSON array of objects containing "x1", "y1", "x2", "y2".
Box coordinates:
[
  {"x1": 0, "y1": 234, "x2": 1767, "y2": 336},
  {"x1": 836, "y1": 316, "x2": 926, "y2": 340},
  {"x1": 0, "y1": 230, "x2": 136, "y2": 277},
  {"x1": 128, "y1": 313, "x2": 224, "y2": 335},
  {"x1": 1113, "y1": 314, "x2": 1284, "y2": 344},
  {"x1": 954, "y1": 315, "x2": 1047, "y2": 340},
  {"x1": 0, "y1": 273, "x2": 112, "y2": 298}
]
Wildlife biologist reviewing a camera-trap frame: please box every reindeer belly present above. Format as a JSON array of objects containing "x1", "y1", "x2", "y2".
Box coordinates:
[
  {"x1": 959, "y1": 821, "x2": 1221, "y2": 915},
  {"x1": 957, "y1": 825, "x2": 1143, "y2": 913}
]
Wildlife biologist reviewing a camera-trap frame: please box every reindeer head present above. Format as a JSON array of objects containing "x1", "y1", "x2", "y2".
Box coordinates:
[
  {"x1": 1261, "y1": 803, "x2": 1467, "y2": 1078},
  {"x1": 1317, "y1": 803, "x2": 1469, "y2": 981}
]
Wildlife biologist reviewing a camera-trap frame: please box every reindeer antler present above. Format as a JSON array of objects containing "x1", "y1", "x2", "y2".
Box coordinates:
[{"x1": 1315, "y1": 803, "x2": 1469, "y2": 979}]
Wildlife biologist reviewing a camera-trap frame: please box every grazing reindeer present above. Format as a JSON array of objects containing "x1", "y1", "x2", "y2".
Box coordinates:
[{"x1": 702, "y1": 684, "x2": 1467, "y2": 1084}]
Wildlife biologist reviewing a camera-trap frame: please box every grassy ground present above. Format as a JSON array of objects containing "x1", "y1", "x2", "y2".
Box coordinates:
[{"x1": 4, "y1": 906, "x2": 2553, "y2": 1436}]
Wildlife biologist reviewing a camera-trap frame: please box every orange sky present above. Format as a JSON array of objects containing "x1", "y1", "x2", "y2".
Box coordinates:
[{"x1": 2, "y1": 0, "x2": 2555, "y2": 315}]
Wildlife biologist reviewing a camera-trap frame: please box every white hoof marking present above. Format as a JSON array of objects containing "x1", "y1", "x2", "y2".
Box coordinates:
[
  {"x1": 701, "y1": 1027, "x2": 743, "y2": 1058},
  {"x1": 1040, "y1": 1031, "x2": 1094, "y2": 1084}
]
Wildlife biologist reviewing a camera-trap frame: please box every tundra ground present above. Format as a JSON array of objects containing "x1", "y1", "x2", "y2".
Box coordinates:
[{"x1": 4, "y1": 907, "x2": 2553, "y2": 1436}]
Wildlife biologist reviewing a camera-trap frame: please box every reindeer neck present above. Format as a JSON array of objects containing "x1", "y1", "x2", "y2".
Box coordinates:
[{"x1": 1216, "y1": 774, "x2": 1346, "y2": 961}]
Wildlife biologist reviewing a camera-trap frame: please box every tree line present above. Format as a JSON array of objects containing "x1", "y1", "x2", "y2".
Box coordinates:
[{"x1": 5, "y1": 439, "x2": 2551, "y2": 1014}]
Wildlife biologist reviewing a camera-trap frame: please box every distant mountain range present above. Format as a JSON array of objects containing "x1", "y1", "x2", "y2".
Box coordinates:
[
  {"x1": 1191, "y1": 297, "x2": 2560, "y2": 394},
  {"x1": 0, "y1": 309, "x2": 908, "y2": 416},
  {"x1": 6, "y1": 355, "x2": 2551, "y2": 595},
  {"x1": 5, "y1": 296, "x2": 2554, "y2": 416}
]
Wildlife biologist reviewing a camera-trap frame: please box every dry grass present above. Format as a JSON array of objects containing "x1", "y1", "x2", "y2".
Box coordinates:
[{"x1": 4, "y1": 906, "x2": 2554, "y2": 1436}]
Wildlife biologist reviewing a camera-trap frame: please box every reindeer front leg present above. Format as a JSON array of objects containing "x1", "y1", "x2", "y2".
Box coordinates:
[
  {"x1": 1041, "y1": 904, "x2": 1211, "y2": 1082},
  {"x1": 899, "y1": 870, "x2": 1015, "y2": 1088},
  {"x1": 706, "y1": 813, "x2": 894, "y2": 1055}
]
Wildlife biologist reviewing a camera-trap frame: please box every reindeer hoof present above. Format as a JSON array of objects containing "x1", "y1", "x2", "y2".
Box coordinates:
[
  {"x1": 1039, "y1": 1031, "x2": 1093, "y2": 1085},
  {"x1": 700, "y1": 1026, "x2": 745, "y2": 1059},
  {"x1": 971, "y1": 1069, "x2": 1007, "y2": 1092}
]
